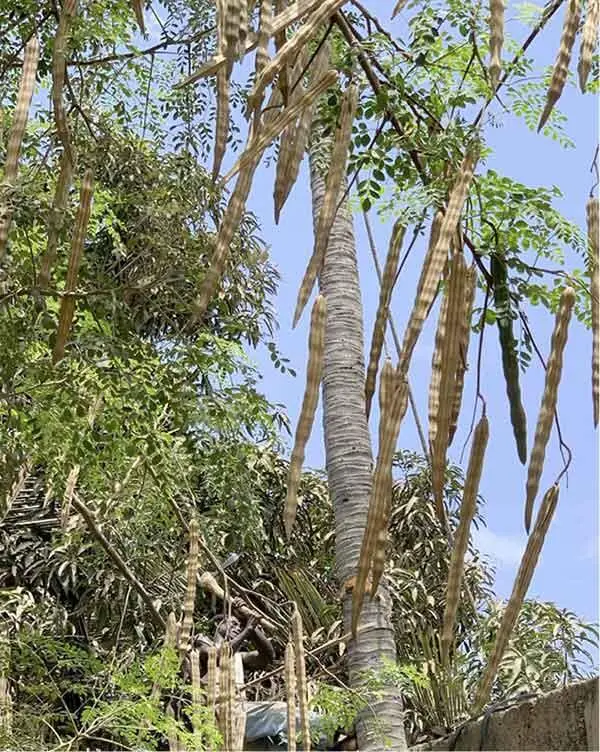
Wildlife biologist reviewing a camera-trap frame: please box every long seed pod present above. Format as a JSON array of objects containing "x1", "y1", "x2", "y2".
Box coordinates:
[
  {"x1": 131, "y1": 0, "x2": 145, "y2": 33},
  {"x1": 273, "y1": 49, "x2": 309, "y2": 222},
  {"x1": 353, "y1": 364, "x2": 409, "y2": 633},
  {"x1": 491, "y1": 253, "x2": 527, "y2": 464},
  {"x1": 369, "y1": 470, "x2": 393, "y2": 598},
  {"x1": 255, "y1": 0, "x2": 273, "y2": 77},
  {"x1": 285, "y1": 642, "x2": 297, "y2": 752},
  {"x1": 238, "y1": 0, "x2": 249, "y2": 51},
  {"x1": 488, "y1": 0, "x2": 505, "y2": 90},
  {"x1": 219, "y1": 643, "x2": 234, "y2": 751},
  {"x1": 0, "y1": 36, "x2": 40, "y2": 260},
  {"x1": 578, "y1": 0, "x2": 599, "y2": 91},
  {"x1": 399, "y1": 145, "x2": 478, "y2": 374},
  {"x1": 226, "y1": 68, "x2": 337, "y2": 182},
  {"x1": 428, "y1": 290, "x2": 449, "y2": 450},
  {"x1": 192, "y1": 151, "x2": 261, "y2": 323},
  {"x1": 353, "y1": 360, "x2": 394, "y2": 621},
  {"x1": 190, "y1": 648, "x2": 203, "y2": 733},
  {"x1": 52, "y1": 0, "x2": 77, "y2": 167},
  {"x1": 213, "y1": 68, "x2": 230, "y2": 180},
  {"x1": 284, "y1": 295, "x2": 327, "y2": 537},
  {"x1": 448, "y1": 265, "x2": 477, "y2": 445},
  {"x1": 206, "y1": 645, "x2": 218, "y2": 723},
  {"x1": 273, "y1": 37, "x2": 331, "y2": 223},
  {"x1": 293, "y1": 82, "x2": 359, "y2": 327},
  {"x1": 431, "y1": 252, "x2": 467, "y2": 524},
  {"x1": 247, "y1": 0, "x2": 346, "y2": 114},
  {"x1": 588, "y1": 197, "x2": 599, "y2": 426},
  {"x1": 225, "y1": 0, "x2": 243, "y2": 74},
  {"x1": 525, "y1": 287, "x2": 575, "y2": 532},
  {"x1": 538, "y1": 0, "x2": 581, "y2": 131},
  {"x1": 274, "y1": 0, "x2": 290, "y2": 106},
  {"x1": 38, "y1": 151, "x2": 74, "y2": 289},
  {"x1": 0, "y1": 625, "x2": 11, "y2": 735},
  {"x1": 441, "y1": 414, "x2": 489, "y2": 661},
  {"x1": 180, "y1": 518, "x2": 199, "y2": 652},
  {"x1": 474, "y1": 484, "x2": 559, "y2": 713},
  {"x1": 365, "y1": 220, "x2": 406, "y2": 419},
  {"x1": 392, "y1": 0, "x2": 409, "y2": 17},
  {"x1": 53, "y1": 169, "x2": 94, "y2": 364},
  {"x1": 291, "y1": 607, "x2": 310, "y2": 752},
  {"x1": 61, "y1": 464, "x2": 80, "y2": 530},
  {"x1": 165, "y1": 703, "x2": 181, "y2": 752},
  {"x1": 213, "y1": 0, "x2": 230, "y2": 179}
]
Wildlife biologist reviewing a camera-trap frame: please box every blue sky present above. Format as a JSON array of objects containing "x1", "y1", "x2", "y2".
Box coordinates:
[{"x1": 232, "y1": 4, "x2": 600, "y2": 624}]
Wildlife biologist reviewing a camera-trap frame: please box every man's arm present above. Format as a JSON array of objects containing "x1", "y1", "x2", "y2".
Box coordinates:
[{"x1": 241, "y1": 622, "x2": 275, "y2": 671}]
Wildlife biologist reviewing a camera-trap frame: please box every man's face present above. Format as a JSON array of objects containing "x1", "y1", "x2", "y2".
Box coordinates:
[{"x1": 216, "y1": 615, "x2": 242, "y2": 640}]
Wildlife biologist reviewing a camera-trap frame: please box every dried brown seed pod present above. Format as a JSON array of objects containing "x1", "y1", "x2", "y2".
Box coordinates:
[
  {"x1": 431, "y1": 252, "x2": 467, "y2": 524},
  {"x1": 578, "y1": 0, "x2": 599, "y2": 91},
  {"x1": 441, "y1": 413, "x2": 489, "y2": 660},
  {"x1": 588, "y1": 197, "x2": 599, "y2": 426},
  {"x1": 225, "y1": 0, "x2": 243, "y2": 74},
  {"x1": 219, "y1": 643, "x2": 234, "y2": 751},
  {"x1": 474, "y1": 484, "x2": 559, "y2": 713},
  {"x1": 284, "y1": 295, "x2": 327, "y2": 537},
  {"x1": 399, "y1": 146, "x2": 477, "y2": 373},
  {"x1": 369, "y1": 470, "x2": 393, "y2": 598},
  {"x1": 293, "y1": 82, "x2": 358, "y2": 327},
  {"x1": 52, "y1": 0, "x2": 77, "y2": 167},
  {"x1": 190, "y1": 648, "x2": 203, "y2": 730},
  {"x1": 273, "y1": 49, "x2": 309, "y2": 222},
  {"x1": 255, "y1": 0, "x2": 273, "y2": 77},
  {"x1": 448, "y1": 265, "x2": 477, "y2": 445},
  {"x1": 0, "y1": 36, "x2": 40, "y2": 259},
  {"x1": 53, "y1": 169, "x2": 94, "y2": 364},
  {"x1": 291, "y1": 607, "x2": 310, "y2": 751},
  {"x1": 392, "y1": 0, "x2": 409, "y2": 17},
  {"x1": 207, "y1": 645, "x2": 218, "y2": 722},
  {"x1": 213, "y1": 68, "x2": 230, "y2": 181},
  {"x1": 525, "y1": 287, "x2": 575, "y2": 532},
  {"x1": 428, "y1": 290, "x2": 448, "y2": 450},
  {"x1": 285, "y1": 642, "x2": 297, "y2": 752},
  {"x1": 488, "y1": 0, "x2": 505, "y2": 90},
  {"x1": 273, "y1": 39, "x2": 330, "y2": 223},
  {"x1": 365, "y1": 220, "x2": 406, "y2": 419},
  {"x1": 353, "y1": 363, "x2": 409, "y2": 632},
  {"x1": 180, "y1": 518, "x2": 199, "y2": 651},
  {"x1": 538, "y1": 0, "x2": 581, "y2": 131}
]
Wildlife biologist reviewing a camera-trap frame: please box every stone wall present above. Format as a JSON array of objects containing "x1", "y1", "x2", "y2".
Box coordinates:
[{"x1": 412, "y1": 677, "x2": 599, "y2": 751}]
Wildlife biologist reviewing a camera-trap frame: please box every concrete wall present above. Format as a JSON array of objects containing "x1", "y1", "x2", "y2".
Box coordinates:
[{"x1": 412, "y1": 677, "x2": 599, "y2": 751}]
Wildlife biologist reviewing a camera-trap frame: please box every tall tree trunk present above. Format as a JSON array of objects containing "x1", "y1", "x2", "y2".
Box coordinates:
[{"x1": 309, "y1": 147, "x2": 407, "y2": 750}]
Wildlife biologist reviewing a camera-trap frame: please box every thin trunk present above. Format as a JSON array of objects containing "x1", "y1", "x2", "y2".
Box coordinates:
[{"x1": 310, "y1": 147, "x2": 407, "y2": 750}]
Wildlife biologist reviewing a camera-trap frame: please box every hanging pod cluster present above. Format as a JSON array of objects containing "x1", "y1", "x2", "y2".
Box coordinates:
[
  {"x1": 290, "y1": 606, "x2": 311, "y2": 751},
  {"x1": 578, "y1": 0, "x2": 600, "y2": 91},
  {"x1": 399, "y1": 147, "x2": 478, "y2": 376}
]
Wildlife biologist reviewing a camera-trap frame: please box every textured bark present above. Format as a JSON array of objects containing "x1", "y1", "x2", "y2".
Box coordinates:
[{"x1": 309, "y1": 149, "x2": 407, "y2": 750}]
